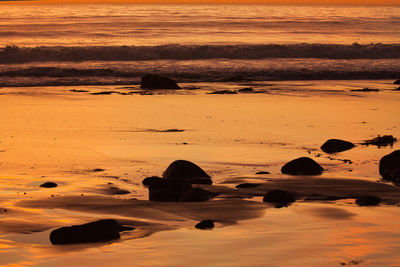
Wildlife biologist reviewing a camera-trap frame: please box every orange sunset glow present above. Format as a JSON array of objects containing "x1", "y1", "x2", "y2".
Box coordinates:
[
  {"x1": 1, "y1": 1, "x2": 400, "y2": 266},
  {"x1": 1, "y1": 0, "x2": 400, "y2": 4}
]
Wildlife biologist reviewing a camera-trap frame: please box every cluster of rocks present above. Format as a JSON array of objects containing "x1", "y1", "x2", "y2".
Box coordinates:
[{"x1": 142, "y1": 160, "x2": 215, "y2": 202}]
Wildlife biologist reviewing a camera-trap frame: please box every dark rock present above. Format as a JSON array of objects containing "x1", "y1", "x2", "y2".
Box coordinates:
[
  {"x1": 355, "y1": 195, "x2": 381, "y2": 206},
  {"x1": 379, "y1": 150, "x2": 400, "y2": 183},
  {"x1": 70, "y1": 89, "x2": 89, "y2": 93},
  {"x1": 90, "y1": 91, "x2": 119, "y2": 95},
  {"x1": 179, "y1": 188, "x2": 215, "y2": 202},
  {"x1": 238, "y1": 87, "x2": 254, "y2": 92},
  {"x1": 195, "y1": 219, "x2": 214, "y2": 229},
  {"x1": 208, "y1": 90, "x2": 237, "y2": 94},
  {"x1": 148, "y1": 179, "x2": 192, "y2": 202},
  {"x1": 140, "y1": 74, "x2": 181, "y2": 89},
  {"x1": 236, "y1": 183, "x2": 261, "y2": 189},
  {"x1": 320, "y1": 139, "x2": 355, "y2": 153},
  {"x1": 281, "y1": 157, "x2": 324, "y2": 175},
  {"x1": 92, "y1": 168, "x2": 105, "y2": 172},
  {"x1": 142, "y1": 176, "x2": 163, "y2": 187},
  {"x1": 255, "y1": 171, "x2": 270, "y2": 174},
  {"x1": 350, "y1": 88, "x2": 379, "y2": 92},
  {"x1": 394, "y1": 79, "x2": 400, "y2": 84},
  {"x1": 163, "y1": 160, "x2": 212, "y2": 184},
  {"x1": 263, "y1": 189, "x2": 296, "y2": 206},
  {"x1": 40, "y1": 182, "x2": 57, "y2": 188},
  {"x1": 161, "y1": 129, "x2": 184, "y2": 132},
  {"x1": 187, "y1": 177, "x2": 213, "y2": 185},
  {"x1": 363, "y1": 135, "x2": 397, "y2": 147},
  {"x1": 108, "y1": 187, "x2": 130, "y2": 195},
  {"x1": 50, "y1": 219, "x2": 134, "y2": 245}
]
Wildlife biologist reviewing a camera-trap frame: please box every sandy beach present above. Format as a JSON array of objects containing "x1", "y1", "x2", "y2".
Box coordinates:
[{"x1": 1, "y1": 78, "x2": 400, "y2": 266}]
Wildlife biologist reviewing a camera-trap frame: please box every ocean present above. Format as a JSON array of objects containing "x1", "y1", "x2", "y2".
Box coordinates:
[{"x1": 0, "y1": 4, "x2": 400, "y2": 86}]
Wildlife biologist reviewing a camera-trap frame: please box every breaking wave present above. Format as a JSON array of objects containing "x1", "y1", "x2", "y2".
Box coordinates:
[{"x1": 1, "y1": 43, "x2": 400, "y2": 63}]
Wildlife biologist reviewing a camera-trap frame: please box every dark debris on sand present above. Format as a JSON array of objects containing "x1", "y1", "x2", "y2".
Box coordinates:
[
  {"x1": 362, "y1": 135, "x2": 397, "y2": 147},
  {"x1": 350, "y1": 88, "x2": 379, "y2": 92}
]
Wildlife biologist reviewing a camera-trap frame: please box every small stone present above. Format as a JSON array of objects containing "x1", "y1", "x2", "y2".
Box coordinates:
[
  {"x1": 40, "y1": 182, "x2": 58, "y2": 188},
  {"x1": 195, "y1": 219, "x2": 214, "y2": 229},
  {"x1": 355, "y1": 195, "x2": 381, "y2": 206},
  {"x1": 236, "y1": 183, "x2": 261, "y2": 189}
]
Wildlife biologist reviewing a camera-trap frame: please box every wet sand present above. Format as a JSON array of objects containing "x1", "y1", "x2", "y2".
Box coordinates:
[{"x1": 1, "y1": 79, "x2": 400, "y2": 266}]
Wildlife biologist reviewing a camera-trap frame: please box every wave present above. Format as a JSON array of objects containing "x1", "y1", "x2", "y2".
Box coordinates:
[
  {"x1": 1, "y1": 43, "x2": 400, "y2": 63},
  {"x1": 1, "y1": 66, "x2": 399, "y2": 87}
]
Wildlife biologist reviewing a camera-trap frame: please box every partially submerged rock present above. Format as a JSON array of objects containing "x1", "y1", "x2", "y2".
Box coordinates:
[
  {"x1": 148, "y1": 179, "x2": 192, "y2": 202},
  {"x1": 379, "y1": 150, "x2": 400, "y2": 184},
  {"x1": 255, "y1": 171, "x2": 270, "y2": 175},
  {"x1": 163, "y1": 160, "x2": 212, "y2": 185},
  {"x1": 50, "y1": 219, "x2": 134, "y2": 245},
  {"x1": 179, "y1": 188, "x2": 215, "y2": 202},
  {"x1": 394, "y1": 79, "x2": 400, "y2": 84},
  {"x1": 40, "y1": 182, "x2": 57, "y2": 188},
  {"x1": 263, "y1": 189, "x2": 296, "y2": 207},
  {"x1": 140, "y1": 74, "x2": 181, "y2": 89},
  {"x1": 281, "y1": 157, "x2": 324, "y2": 175},
  {"x1": 320, "y1": 139, "x2": 355, "y2": 154},
  {"x1": 355, "y1": 195, "x2": 381, "y2": 206},
  {"x1": 195, "y1": 219, "x2": 214, "y2": 229},
  {"x1": 363, "y1": 135, "x2": 397, "y2": 147}
]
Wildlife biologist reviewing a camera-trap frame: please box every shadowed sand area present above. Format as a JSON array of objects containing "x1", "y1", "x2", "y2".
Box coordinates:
[{"x1": 1, "y1": 80, "x2": 400, "y2": 266}]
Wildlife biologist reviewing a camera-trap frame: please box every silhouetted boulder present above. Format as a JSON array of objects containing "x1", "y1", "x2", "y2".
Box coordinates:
[
  {"x1": 363, "y1": 135, "x2": 397, "y2": 147},
  {"x1": 320, "y1": 139, "x2": 355, "y2": 154},
  {"x1": 187, "y1": 177, "x2": 213, "y2": 185},
  {"x1": 179, "y1": 188, "x2": 215, "y2": 202},
  {"x1": 379, "y1": 150, "x2": 400, "y2": 183},
  {"x1": 140, "y1": 74, "x2": 181, "y2": 89},
  {"x1": 148, "y1": 178, "x2": 192, "y2": 202},
  {"x1": 236, "y1": 183, "x2": 261, "y2": 189},
  {"x1": 40, "y1": 182, "x2": 57, "y2": 188},
  {"x1": 281, "y1": 157, "x2": 324, "y2": 175},
  {"x1": 50, "y1": 219, "x2": 134, "y2": 245},
  {"x1": 355, "y1": 195, "x2": 381, "y2": 206},
  {"x1": 195, "y1": 219, "x2": 214, "y2": 229},
  {"x1": 394, "y1": 79, "x2": 400, "y2": 84},
  {"x1": 142, "y1": 176, "x2": 163, "y2": 187},
  {"x1": 263, "y1": 189, "x2": 296, "y2": 207},
  {"x1": 163, "y1": 160, "x2": 212, "y2": 184}
]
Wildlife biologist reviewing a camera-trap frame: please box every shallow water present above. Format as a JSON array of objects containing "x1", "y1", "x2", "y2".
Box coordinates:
[{"x1": 0, "y1": 80, "x2": 400, "y2": 266}]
